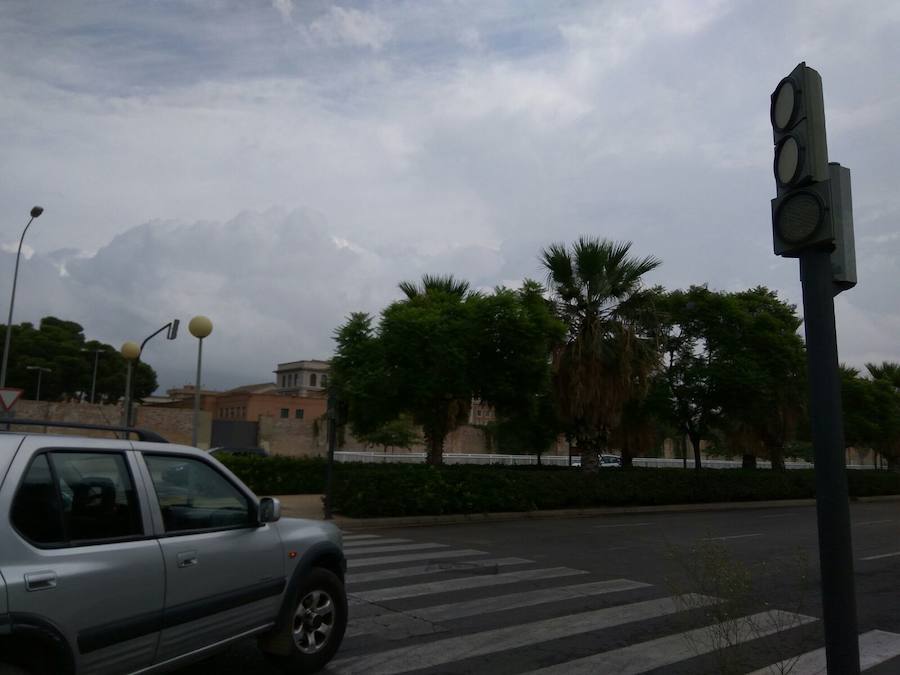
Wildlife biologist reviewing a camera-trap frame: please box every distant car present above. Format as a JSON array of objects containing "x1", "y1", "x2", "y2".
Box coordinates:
[
  {"x1": 208, "y1": 446, "x2": 268, "y2": 458},
  {"x1": 569, "y1": 454, "x2": 622, "y2": 468}
]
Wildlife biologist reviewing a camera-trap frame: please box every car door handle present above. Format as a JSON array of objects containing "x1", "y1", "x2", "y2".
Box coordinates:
[
  {"x1": 25, "y1": 571, "x2": 57, "y2": 592},
  {"x1": 176, "y1": 551, "x2": 199, "y2": 568}
]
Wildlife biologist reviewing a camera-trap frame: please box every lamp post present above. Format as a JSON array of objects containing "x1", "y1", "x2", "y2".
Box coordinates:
[
  {"x1": 188, "y1": 316, "x2": 212, "y2": 447},
  {"x1": 120, "y1": 341, "x2": 140, "y2": 427},
  {"x1": 1, "y1": 206, "x2": 44, "y2": 388},
  {"x1": 25, "y1": 365, "x2": 51, "y2": 402},
  {"x1": 81, "y1": 348, "x2": 102, "y2": 404}
]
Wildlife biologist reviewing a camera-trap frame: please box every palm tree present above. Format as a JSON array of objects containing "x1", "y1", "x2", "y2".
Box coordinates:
[
  {"x1": 541, "y1": 237, "x2": 661, "y2": 470},
  {"x1": 398, "y1": 274, "x2": 471, "y2": 301},
  {"x1": 866, "y1": 362, "x2": 900, "y2": 389}
]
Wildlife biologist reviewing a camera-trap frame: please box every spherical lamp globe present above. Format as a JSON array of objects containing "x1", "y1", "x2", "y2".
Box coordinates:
[
  {"x1": 188, "y1": 316, "x2": 213, "y2": 339},
  {"x1": 120, "y1": 341, "x2": 141, "y2": 360}
]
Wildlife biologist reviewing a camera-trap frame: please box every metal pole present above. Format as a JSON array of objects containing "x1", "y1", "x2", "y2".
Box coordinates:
[
  {"x1": 191, "y1": 337, "x2": 203, "y2": 447},
  {"x1": 799, "y1": 248, "x2": 860, "y2": 674},
  {"x1": 35, "y1": 369, "x2": 42, "y2": 402},
  {"x1": 1, "y1": 215, "x2": 36, "y2": 388},
  {"x1": 324, "y1": 391, "x2": 336, "y2": 520},
  {"x1": 90, "y1": 351, "x2": 99, "y2": 404},
  {"x1": 122, "y1": 361, "x2": 133, "y2": 427}
]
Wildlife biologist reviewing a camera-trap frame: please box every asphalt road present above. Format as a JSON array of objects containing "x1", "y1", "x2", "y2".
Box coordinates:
[{"x1": 182, "y1": 501, "x2": 900, "y2": 674}]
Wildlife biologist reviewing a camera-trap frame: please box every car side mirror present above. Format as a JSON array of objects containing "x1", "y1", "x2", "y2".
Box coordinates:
[{"x1": 259, "y1": 497, "x2": 281, "y2": 524}]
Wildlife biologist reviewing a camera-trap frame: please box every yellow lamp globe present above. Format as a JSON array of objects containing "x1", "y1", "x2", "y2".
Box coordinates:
[
  {"x1": 120, "y1": 341, "x2": 140, "y2": 360},
  {"x1": 188, "y1": 315, "x2": 213, "y2": 339}
]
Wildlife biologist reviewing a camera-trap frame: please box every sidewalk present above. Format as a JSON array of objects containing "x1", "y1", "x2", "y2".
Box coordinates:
[{"x1": 274, "y1": 493, "x2": 900, "y2": 531}]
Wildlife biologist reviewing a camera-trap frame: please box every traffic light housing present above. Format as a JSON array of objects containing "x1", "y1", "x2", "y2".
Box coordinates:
[
  {"x1": 771, "y1": 62, "x2": 829, "y2": 194},
  {"x1": 771, "y1": 62, "x2": 834, "y2": 257}
]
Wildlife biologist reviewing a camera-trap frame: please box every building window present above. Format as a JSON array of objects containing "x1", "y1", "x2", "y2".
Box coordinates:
[
  {"x1": 280, "y1": 408, "x2": 289, "y2": 418},
  {"x1": 295, "y1": 408, "x2": 304, "y2": 419},
  {"x1": 310, "y1": 373, "x2": 317, "y2": 387}
]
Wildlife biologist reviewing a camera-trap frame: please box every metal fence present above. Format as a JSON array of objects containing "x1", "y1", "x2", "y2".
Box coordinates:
[{"x1": 334, "y1": 450, "x2": 876, "y2": 470}]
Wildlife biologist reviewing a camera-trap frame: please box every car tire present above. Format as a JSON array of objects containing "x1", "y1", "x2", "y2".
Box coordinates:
[{"x1": 261, "y1": 567, "x2": 348, "y2": 674}]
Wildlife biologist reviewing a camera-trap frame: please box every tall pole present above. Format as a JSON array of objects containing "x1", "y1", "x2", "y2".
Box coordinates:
[
  {"x1": 188, "y1": 315, "x2": 213, "y2": 448},
  {"x1": 35, "y1": 369, "x2": 42, "y2": 401},
  {"x1": 1, "y1": 207, "x2": 44, "y2": 388},
  {"x1": 192, "y1": 337, "x2": 204, "y2": 447},
  {"x1": 90, "y1": 350, "x2": 100, "y2": 404},
  {"x1": 799, "y1": 248, "x2": 859, "y2": 674},
  {"x1": 122, "y1": 360, "x2": 133, "y2": 427},
  {"x1": 324, "y1": 390, "x2": 337, "y2": 520}
]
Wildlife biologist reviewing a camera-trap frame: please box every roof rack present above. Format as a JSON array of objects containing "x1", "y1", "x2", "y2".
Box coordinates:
[{"x1": 0, "y1": 419, "x2": 169, "y2": 443}]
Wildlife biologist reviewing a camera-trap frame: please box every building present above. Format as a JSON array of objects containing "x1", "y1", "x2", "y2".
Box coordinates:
[{"x1": 274, "y1": 359, "x2": 330, "y2": 395}]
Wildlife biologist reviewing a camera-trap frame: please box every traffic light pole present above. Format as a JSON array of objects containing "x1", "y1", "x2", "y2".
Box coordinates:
[{"x1": 799, "y1": 247, "x2": 860, "y2": 675}]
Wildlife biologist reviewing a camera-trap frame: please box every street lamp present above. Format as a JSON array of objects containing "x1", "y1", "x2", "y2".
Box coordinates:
[
  {"x1": 188, "y1": 316, "x2": 212, "y2": 447},
  {"x1": 120, "y1": 341, "x2": 140, "y2": 427},
  {"x1": 1, "y1": 206, "x2": 44, "y2": 388},
  {"x1": 25, "y1": 365, "x2": 51, "y2": 402},
  {"x1": 81, "y1": 347, "x2": 103, "y2": 404}
]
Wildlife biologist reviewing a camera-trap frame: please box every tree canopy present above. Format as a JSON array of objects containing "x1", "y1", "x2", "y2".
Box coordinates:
[
  {"x1": 330, "y1": 276, "x2": 563, "y2": 464},
  {"x1": 0, "y1": 317, "x2": 157, "y2": 402}
]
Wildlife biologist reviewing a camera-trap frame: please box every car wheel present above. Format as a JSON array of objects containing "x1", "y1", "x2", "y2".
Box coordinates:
[{"x1": 261, "y1": 568, "x2": 348, "y2": 674}]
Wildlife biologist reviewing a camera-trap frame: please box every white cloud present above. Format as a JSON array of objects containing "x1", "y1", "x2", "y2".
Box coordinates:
[
  {"x1": 272, "y1": 0, "x2": 294, "y2": 22},
  {"x1": 304, "y1": 6, "x2": 393, "y2": 51}
]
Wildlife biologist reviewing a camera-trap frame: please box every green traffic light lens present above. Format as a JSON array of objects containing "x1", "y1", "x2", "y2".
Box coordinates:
[
  {"x1": 777, "y1": 192, "x2": 823, "y2": 244},
  {"x1": 772, "y1": 79, "x2": 797, "y2": 131},
  {"x1": 776, "y1": 136, "x2": 800, "y2": 185}
]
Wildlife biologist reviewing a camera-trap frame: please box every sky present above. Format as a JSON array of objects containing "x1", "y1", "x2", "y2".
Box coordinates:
[{"x1": 1, "y1": 0, "x2": 898, "y2": 393}]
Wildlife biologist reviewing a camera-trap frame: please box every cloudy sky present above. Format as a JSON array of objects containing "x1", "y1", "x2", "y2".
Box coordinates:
[{"x1": 1, "y1": 0, "x2": 898, "y2": 393}]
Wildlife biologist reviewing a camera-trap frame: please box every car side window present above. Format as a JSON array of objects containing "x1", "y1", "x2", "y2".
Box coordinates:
[
  {"x1": 144, "y1": 455, "x2": 252, "y2": 534},
  {"x1": 11, "y1": 451, "x2": 142, "y2": 546},
  {"x1": 10, "y1": 453, "x2": 65, "y2": 545}
]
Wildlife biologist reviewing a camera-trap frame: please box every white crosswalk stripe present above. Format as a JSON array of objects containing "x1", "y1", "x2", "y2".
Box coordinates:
[
  {"x1": 344, "y1": 538, "x2": 412, "y2": 548},
  {"x1": 347, "y1": 557, "x2": 532, "y2": 584},
  {"x1": 342, "y1": 533, "x2": 381, "y2": 541},
  {"x1": 346, "y1": 578, "x2": 652, "y2": 639},
  {"x1": 523, "y1": 610, "x2": 817, "y2": 674},
  {"x1": 350, "y1": 566, "x2": 588, "y2": 602},
  {"x1": 344, "y1": 542, "x2": 449, "y2": 556},
  {"x1": 347, "y1": 548, "x2": 488, "y2": 568},
  {"x1": 747, "y1": 629, "x2": 900, "y2": 675},
  {"x1": 332, "y1": 594, "x2": 719, "y2": 674}
]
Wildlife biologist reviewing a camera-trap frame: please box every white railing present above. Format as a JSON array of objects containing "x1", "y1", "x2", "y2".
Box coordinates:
[{"x1": 334, "y1": 451, "x2": 875, "y2": 470}]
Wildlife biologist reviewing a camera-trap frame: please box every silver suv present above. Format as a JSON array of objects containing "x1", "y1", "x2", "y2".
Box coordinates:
[{"x1": 0, "y1": 423, "x2": 346, "y2": 675}]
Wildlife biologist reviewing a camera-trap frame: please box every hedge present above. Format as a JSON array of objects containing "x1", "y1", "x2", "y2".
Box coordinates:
[{"x1": 218, "y1": 455, "x2": 900, "y2": 519}]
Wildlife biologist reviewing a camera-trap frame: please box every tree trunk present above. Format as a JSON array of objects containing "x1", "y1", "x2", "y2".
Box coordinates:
[
  {"x1": 742, "y1": 453, "x2": 757, "y2": 469},
  {"x1": 689, "y1": 431, "x2": 702, "y2": 471},
  {"x1": 425, "y1": 430, "x2": 444, "y2": 465},
  {"x1": 770, "y1": 444, "x2": 786, "y2": 471}
]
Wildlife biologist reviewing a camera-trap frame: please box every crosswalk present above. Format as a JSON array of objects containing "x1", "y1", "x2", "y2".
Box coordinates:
[{"x1": 330, "y1": 532, "x2": 900, "y2": 675}]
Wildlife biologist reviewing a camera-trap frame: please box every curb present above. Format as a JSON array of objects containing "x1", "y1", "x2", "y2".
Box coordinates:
[{"x1": 282, "y1": 494, "x2": 900, "y2": 531}]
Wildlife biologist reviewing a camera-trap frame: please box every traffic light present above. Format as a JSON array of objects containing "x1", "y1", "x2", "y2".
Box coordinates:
[
  {"x1": 829, "y1": 163, "x2": 857, "y2": 294},
  {"x1": 770, "y1": 62, "x2": 835, "y2": 257}
]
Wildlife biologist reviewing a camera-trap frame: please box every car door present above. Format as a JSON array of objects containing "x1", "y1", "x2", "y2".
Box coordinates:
[
  {"x1": 0, "y1": 438, "x2": 164, "y2": 675},
  {"x1": 136, "y1": 448, "x2": 284, "y2": 663}
]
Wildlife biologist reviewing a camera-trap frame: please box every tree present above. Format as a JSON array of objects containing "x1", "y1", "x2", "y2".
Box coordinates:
[
  {"x1": 715, "y1": 288, "x2": 806, "y2": 470},
  {"x1": 331, "y1": 276, "x2": 561, "y2": 465},
  {"x1": 0, "y1": 317, "x2": 157, "y2": 402},
  {"x1": 357, "y1": 415, "x2": 421, "y2": 453},
  {"x1": 865, "y1": 362, "x2": 900, "y2": 471},
  {"x1": 657, "y1": 286, "x2": 730, "y2": 470},
  {"x1": 541, "y1": 237, "x2": 661, "y2": 471}
]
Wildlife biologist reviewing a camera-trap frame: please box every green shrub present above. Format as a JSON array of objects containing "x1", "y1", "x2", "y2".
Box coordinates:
[{"x1": 218, "y1": 456, "x2": 900, "y2": 518}]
